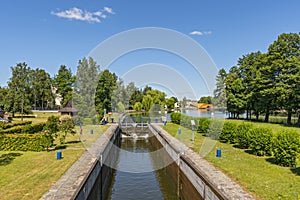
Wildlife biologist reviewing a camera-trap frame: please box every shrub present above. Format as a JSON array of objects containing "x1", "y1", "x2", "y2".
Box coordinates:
[
  {"x1": 0, "y1": 121, "x2": 32, "y2": 130},
  {"x1": 219, "y1": 121, "x2": 238, "y2": 143},
  {"x1": 235, "y1": 123, "x2": 254, "y2": 149},
  {"x1": 170, "y1": 112, "x2": 181, "y2": 124},
  {"x1": 249, "y1": 127, "x2": 273, "y2": 156},
  {"x1": 206, "y1": 120, "x2": 223, "y2": 140},
  {"x1": 0, "y1": 122, "x2": 46, "y2": 134},
  {"x1": 0, "y1": 134, "x2": 52, "y2": 151},
  {"x1": 197, "y1": 118, "x2": 211, "y2": 134},
  {"x1": 273, "y1": 131, "x2": 300, "y2": 167}
]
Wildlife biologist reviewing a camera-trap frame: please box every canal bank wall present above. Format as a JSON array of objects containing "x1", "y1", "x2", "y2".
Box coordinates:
[
  {"x1": 149, "y1": 124, "x2": 254, "y2": 200},
  {"x1": 40, "y1": 125, "x2": 120, "y2": 200}
]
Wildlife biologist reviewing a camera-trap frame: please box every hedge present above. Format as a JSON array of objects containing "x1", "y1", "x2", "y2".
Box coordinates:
[
  {"x1": 0, "y1": 122, "x2": 46, "y2": 134},
  {"x1": 0, "y1": 121, "x2": 32, "y2": 130},
  {"x1": 0, "y1": 133, "x2": 53, "y2": 151},
  {"x1": 273, "y1": 131, "x2": 300, "y2": 167},
  {"x1": 170, "y1": 112, "x2": 300, "y2": 167}
]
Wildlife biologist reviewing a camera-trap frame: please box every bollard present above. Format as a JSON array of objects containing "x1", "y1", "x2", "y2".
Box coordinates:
[
  {"x1": 90, "y1": 129, "x2": 94, "y2": 134},
  {"x1": 56, "y1": 151, "x2": 62, "y2": 160},
  {"x1": 216, "y1": 149, "x2": 221, "y2": 157},
  {"x1": 163, "y1": 121, "x2": 167, "y2": 126},
  {"x1": 178, "y1": 128, "x2": 181, "y2": 134},
  {"x1": 111, "y1": 118, "x2": 114, "y2": 123}
]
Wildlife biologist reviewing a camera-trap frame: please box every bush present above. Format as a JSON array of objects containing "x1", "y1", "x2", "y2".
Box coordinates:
[
  {"x1": 170, "y1": 112, "x2": 181, "y2": 124},
  {"x1": 206, "y1": 120, "x2": 223, "y2": 140},
  {"x1": 197, "y1": 118, "x2": 211, "y2": 134},
  {"x1": 219, "y1": 121, "x2": 238, "y2": 143},
  {"x1": 0, "y1": 121, "x2": 32, "y2": 130},
  {"x1": 273, "y1": 131, "x2": 300, "y2": 167},
  {"x1": 249, "y1": 127, "x2": 273, "y2": 156},
  {"x1": 0, "y1": 122, "x2": 46, "y2": 134},
  {"x1": 235, "y1": 123, "x2": 254, "y2": 149},
  {"x1": 0, "y1": 134, "x2": 52, "y2": 151}
]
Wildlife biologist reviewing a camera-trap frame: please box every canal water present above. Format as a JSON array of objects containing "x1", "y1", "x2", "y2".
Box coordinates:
[{"x1": 104, "y1": 136, "x2": 202, "y2": 200}]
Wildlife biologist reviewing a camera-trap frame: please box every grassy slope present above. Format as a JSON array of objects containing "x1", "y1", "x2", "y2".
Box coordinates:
[
  {"x1": 163, "y1": 123, "x2": 300, "y2": 200},
  {"x1": 0, "y1": 112, "x2": 109, "y2": 200}
]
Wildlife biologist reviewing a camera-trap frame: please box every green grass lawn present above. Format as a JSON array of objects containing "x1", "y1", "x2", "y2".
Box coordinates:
[
  {"x1": 163, "y1": 123, "x2": 300, "y2": 200},
  {"x1": 0, "y1": 120, "x2": 109, "y2": 200},
  {"x1": 13, "y1": 112, "x2": 61, "y2": 124}
]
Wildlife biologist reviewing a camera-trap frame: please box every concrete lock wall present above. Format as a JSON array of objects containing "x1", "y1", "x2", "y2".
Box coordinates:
[
  {"x1": 41, "y1": 123, "x2": 254, "y2": 200},
  {"x1": 40, "y1": 125, "x2": 120, "y2": 200},
  {"x1": 149, "y1": 124, "x2": 254, "y2": 200}
]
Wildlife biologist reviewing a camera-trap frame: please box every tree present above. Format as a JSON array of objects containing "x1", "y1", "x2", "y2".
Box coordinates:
[
  {"x1": 198, "y1": 96, "x2": 212, "y2": 104},
  {"x1": 95, "y1": 69, "x2": 118, "y2": 118},
  {"x1": 30, "y1": 68, "x2": 54, "y2": 110},
  {"x1": 166, "y1": 97, "x2": 178, "y2": 110},
  {"x1": 142, "y1": 95, "x2": 153, "y2": 112},
  {"x1": 133, "y1": 102, "x2": 143, "y2": 111},
  {"x1": 225, "y1": 67, "x2": 246, "y2": 118},
  {"x1": 43, "y1": 115, "x2": 59, "y2": 150},
  {"x1": 58, "y1": 115, "x2": 75, "y2": 145},
  {"x1": 6, "y1": 62, "x2": 32, "y2": 120},
  {"x1": 0, "y1": 87, "x2": 8, "y2": 110},
  {"x1": 74, "y1": 57, "x2": 100, "y2": 117},
  {"x1": 129, "y1": 88, "x2": 143, "y2": 108},
  {"x1": 236, "y1": 52, "x2": 262, "y2": 119},
  {"x1": 267, "y1": 33, "x2": 300, "y2": 125},
  {"x1": 53, "y1": 65, "x2": 75, "y2": 107},
  {"x1": 213, "y1": 68, "x2": 227, "y2": 111}
]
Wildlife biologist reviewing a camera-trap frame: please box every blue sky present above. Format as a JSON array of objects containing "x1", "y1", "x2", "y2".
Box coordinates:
[{"x1": 1, "y1": 0, "x2": 299, "y2": 99}]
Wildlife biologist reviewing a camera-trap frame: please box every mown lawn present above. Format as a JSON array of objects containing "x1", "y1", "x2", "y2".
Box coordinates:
[
  {"x1": 163, "y1": 123, "x2": 300, "y2": 200},
  {"x1": 13, "y1": 112, "x2": 61, "y2": 124},
  {"x1": 0, "y1": 120, "x2": 109, "y2": 200}
]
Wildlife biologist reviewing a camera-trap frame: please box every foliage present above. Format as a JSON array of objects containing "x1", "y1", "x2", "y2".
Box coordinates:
[
  {"x1": 95, "y1": 69, "x2": 117, "y2": 119},
  {"x1": 53, "y1": 65, "x2": 75, "y2": 106},
  {"x1": 235, "y1": 123, "x2": 254, "y2": 149},
  {"x1": 249, "y1": 127, "x2": 273, "y2": 156},
  {"x1": 133, "y1": 102, "x2": 143, "y2": 111},
  {"x1": 58, "y1": 115, "x2": 75, "y2": 145},
  {"x1": 6, "y1": 62, "x2": 32, "y2": 119},
  {"x1": 0, "y1": 121, "x2": 32, "y2": 130},
  {"x1": 0, "y1": 122, "x2": 46, "y2": 134},
  {"x1": 0, "y1": 134, "x2": 51, "y2": 151},
  {"x1": 219, "y1": 121, "x2": 237, "y2": 143},
  {"x1": 273, "y1": 130, "x2": 300, "y2": 167},
  {"x1": 74, "y1": 57, "x2": 99, "y2": 118},
  {"x1": 197, "y1": 117, "x2": 211, "y2": 133},
  {"x1": 30, "y1": 68, "x2": 54, "y2": 109},
  {"x1": 170, "y1": 112, "x2": 181, "y2": 124},
  {"x1": 198, "y1": 96, "x2": 212, "y2": 104},
  {"x1": 222, "y1": 32, "x2": 300, "y2": 126}
]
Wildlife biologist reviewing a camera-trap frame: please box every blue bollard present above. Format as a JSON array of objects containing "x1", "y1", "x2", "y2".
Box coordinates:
[
  {"x1": 164, "y1": 121, "x2": 167, "y2": 126},
  {"x1": 111, "y1": 118, "x2": 114, "y2": 123},
  {"x1": 216, "y1": 149, "x2": 221, "y2": 157},
  {"x1": 56, "y1": 151, "x2": 62, "y2": 160},
  {"x1": 90, "y1": 129, "x2": 94, "y2": 134},
  {"x1": 178, "y1": 128, "x2": 181, "y2": 134}
]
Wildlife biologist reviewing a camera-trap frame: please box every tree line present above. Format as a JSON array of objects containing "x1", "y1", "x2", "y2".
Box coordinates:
[
  {"x1": 0, "y1": 57, "x2": 178, "y2": 122},
  {"x1": 213, "y1": 32, "x2": 300, "y2": 126}
]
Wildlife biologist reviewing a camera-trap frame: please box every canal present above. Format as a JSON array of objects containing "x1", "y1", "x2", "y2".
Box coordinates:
[{"x1": 103, "y1": 135, "x2": 202, "y2": 200}]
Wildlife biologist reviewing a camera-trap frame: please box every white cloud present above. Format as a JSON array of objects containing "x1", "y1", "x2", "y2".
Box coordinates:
[
  {"x1": 103, "y1": 6, "x2": 115, "y2": 14},
  {"x1": 189, "y1": 30, "x2": 212, "y2": 36},
  {"x1": 51, "y1": 6, "x2": 115, "y2": 23}
]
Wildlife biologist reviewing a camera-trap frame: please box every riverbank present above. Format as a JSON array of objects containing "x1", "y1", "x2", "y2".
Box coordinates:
[{"x1": 163, "y1": 123, "x2": 300, "y2": 200}]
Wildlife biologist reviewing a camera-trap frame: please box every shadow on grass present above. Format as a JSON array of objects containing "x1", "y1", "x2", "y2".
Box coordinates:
[
  {"x1": 291, "y1": 167, "x2": 300, "y2": 176},
  {"x1": 65, "y1": 140, "x2": 81, "y2": 144},
  {"x1": 265, "y1": 157, "x2": 277, "y2": 165},
  {"x1": 0, "y1": 153, "x2": 22, "y2": 166}
]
